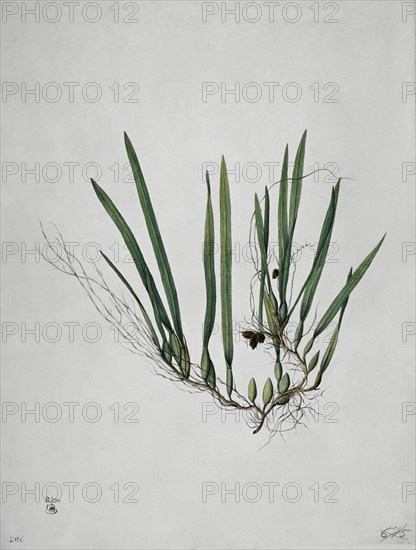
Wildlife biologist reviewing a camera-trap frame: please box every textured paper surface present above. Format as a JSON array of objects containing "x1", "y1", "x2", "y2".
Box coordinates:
[{"x1": 1, "y1": 1, "x2": 415, "y2": 548}]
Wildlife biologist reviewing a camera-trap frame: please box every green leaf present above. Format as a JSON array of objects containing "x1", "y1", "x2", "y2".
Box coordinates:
[
  {"x1": 278, "y1": 145, "x2": 289, "y2": 266},
  {"x1": 180, "y1": 340, "x2": 191, "y2": 378},
  {"x1": 263, "y1": 378, "x2": 273, "y2": 406},
  {"x1": 279, "y1": 372, "x2": 290, "y2": 393},
  {"x1": 314, "y1": 235, "x2": 385, "y2": 337},
  {"x1": 264, "y1": 291, "x2": 279, "y2": 337},
  {"x1": 91, "y1": 179, "x2": 172, "y2": 339},
  {"x1": 278, "y1": 144, "x2": 289, "y2": 308},
  {"x1": 319, "y1": 326, "x2": 340, "y2": 375},
  {"x1": 258, "y1": 281, "x2": 265, "y2": 327},
  {"x1": 207, "y1": 360, "x2": 216, "y2": 389},
  {"x1": 124, "y1": 132, "x2": 184, "y2": 343},
  {"x1": 303, "y1": 337, "x2": 314, "y2": 357},
  {"x1": 288, "y1": 130, "x2": 307, "y2": 238},
  {"x1": 297, "y1": 180, "x2": 340, "y2": 321},
  {"x1": 162, "y1": 340, "x2": 172, "y2": 363},
  {"x1": 169, "y1": 332, "x2": 182, "y2": 365},
  {"x1": 293, "y1": 319, "x2": 304, "y2": 350},
  {"x1": 255, "y1": 192, "x2": 270, "y2": 325},
  {"x1": 280, "y1": 130, "x2": 307, "y2": 321},
  {"x1": 263, "y1": 186, "x2": 270, "y2": 253},
  {"x1": 258, "y1": 187, "x2": 270, "y2": 325},
  {"x1": 307, "y1": 350, "x2": 320, "y2": 373},
  {"x1": 202, "y1": 172, "x2": 216, "y2": 349},
  {"x1": 201, "y1": 348, "x2": 210, "y2": 380},
  {"x1": 220, "y1": 156, "x2": 234, "y2": 385},
  {"x1": 317, "y1": 268, "x2": 353, "y2": 379},
  {"x1": 248, "y1": 378, "x2": 257, "y2": 403},
  {"x1": 100, "y1": 251, "x2": 160, "y2": 349},
  {"x1": 255, "y1": 191, "x2": 279, "y2": 334},
  {"x1": 254, "y1": 194, "x2": 268, "y2": 277},
  {"x1": 338, "y1": 267, "x2": 353, "y2": 324},
  {"x1": 226, "y1": 367, "x2": 233, "y2": 399}
]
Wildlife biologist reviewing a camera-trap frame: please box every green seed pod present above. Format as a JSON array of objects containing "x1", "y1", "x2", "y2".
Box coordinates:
[
  {"x1": 278, "y1": 372, "x2": 290, "y2": 393},
  {"x1": 201, "y1": 348, "x2": 210, "y2": 380},
  {"x1": 279, "y1": 302, "x2": 287, "y2": 321},
  {"x1": 274, "y1": 361, "x2": 283, "y2": 382},
  {"x1": 262, "y1": 378, "x2": 273, "y2": 406},
  {"x1": 207, "y1": 361, "x2": 216, "y2": 389},
  {"x1": 308, "y1": 351, "x2": 320, "y2": 373},
  {"x1": 303, "y1": 337, "x2": 314, "y2": 357},
  {"x1": 294, "y1": 320, "x2": 304, "y2": 350},
  {"x1": 276, "y1": 395, "x2": 290, "y2": 405},
  {"x1": 162, "y1": 340, "x2": 172, "y2": 363},
  {"x1": 169, "y1": 332, "x2": 181, "y2": 365},
  {"x1": 248, "y1": 378, "x2": 257, "y2": 403}
]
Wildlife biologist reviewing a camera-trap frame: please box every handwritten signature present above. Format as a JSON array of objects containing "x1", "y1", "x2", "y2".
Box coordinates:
[{"x1": 380, "y1": 524, "x2": 411, "y2": 542}]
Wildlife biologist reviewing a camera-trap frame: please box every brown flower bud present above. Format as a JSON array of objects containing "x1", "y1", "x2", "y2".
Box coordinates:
[{"x1": 249, "y1": 332, "x2": 265, "y2": 349}]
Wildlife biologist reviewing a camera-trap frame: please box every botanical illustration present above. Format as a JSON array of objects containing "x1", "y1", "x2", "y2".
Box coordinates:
[{"x1": 42, "y1": 131, "x2": 384, "y2": 438}]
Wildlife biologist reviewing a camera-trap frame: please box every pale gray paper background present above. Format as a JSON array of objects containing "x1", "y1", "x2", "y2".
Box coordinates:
[{"x1": 1, "y1": 1, "x2": 415, "y2": 549}]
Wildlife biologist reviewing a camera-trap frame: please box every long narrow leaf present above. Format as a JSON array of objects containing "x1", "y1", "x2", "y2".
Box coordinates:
[
  {"x1": 262, "y1": 187, "x2": 271, "y2": 320},
  {"x1": 299, "y1": 180, "x2": 341, "y2": 321},
  {"x1": 278, "y1": 145, "x2": 289, "y2": 307},
  {"x1": 124, "y1": 132, "x2": 183, "y2": 343},
  {"x1": 314, "y1": 269, "x2": 352, "y2": 386},
  {"x1": 264, "y1": 292, "x2": 279, "y2": 338},
  {"x1": 263, "y1": 186, "x2": 270, "y2": 252},
  {"x1": 288, "y1": 181, "x2": 340, "y2": 319},
  {"x1": 314, "y1": 235, "x2": 385, "y2": 337},
  {"x1": 278, "y1": 145, "x2": 289, "y2": 264},
  {"x1": 207, "y1": 361, "x2": 216, "y2": 389},
  {"x1": 201, "y1": 172, "x2": 217, "y2": 382},
  {"x1": 254, "y1": 194, "x2": 266, "y2": 266},
  {"x1": 100, "y1": 251, "x2": 160, "y2": 348},
  {"x1": 314, "y1": 326, "x2": 339, "y2": 388},
  {"x1": 202, "y1": 172, "x2": 216, "y2": 349},
  {"x1": 91, "y1": 178, "x2": 172, "y2": 338},
  {"x1": 220, "y1": 156, "x2": 233, "y2": 396},
  {"x1": 280, "y1": 131, "x2": 307, "y2": 319},
  {"x1": 255, "y1": 191, "x2": 271, "y2": 325},
  {"x1": 288, "y1": 130, "x2": 307, "y2": 237},
  {"x1": 263, "y1": 188, "x2": 270, "y2": 299},
  {"x1": 338, "y1": 267, "x2": 353, "y2": 325},
  {"x1": 321, "y1": 269, "x2": 352, "y2": 370}
]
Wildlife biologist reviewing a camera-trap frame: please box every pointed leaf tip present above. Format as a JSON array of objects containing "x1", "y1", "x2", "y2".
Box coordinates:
[
  {"x1": 125, "y1": 134, "x2": 184, "y2": 341},
  {"x1": 314, "y1": 234, "x2": 385, "y2": 337}
]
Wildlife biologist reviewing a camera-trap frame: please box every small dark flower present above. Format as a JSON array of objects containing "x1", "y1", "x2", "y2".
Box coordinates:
[
  {"x1": 248, "y1": 332, "x2": 266, "y2": 349},
  {"x1": 242, "y1": 328, "x2": 266, "y2": 349},
  {"x1": 272, "y1": 268, "x2": 279, "y2": 279}
]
